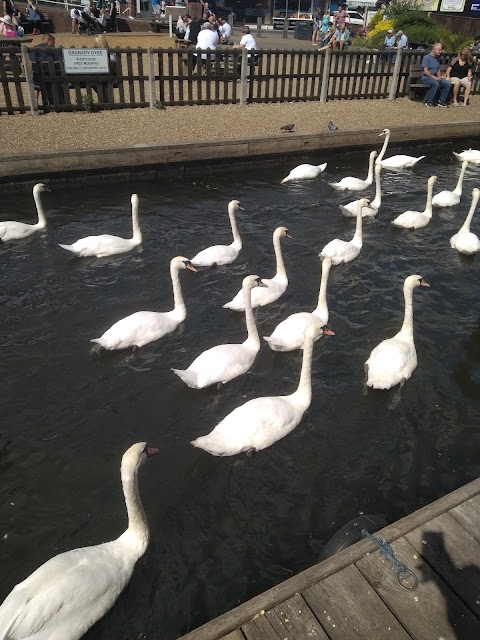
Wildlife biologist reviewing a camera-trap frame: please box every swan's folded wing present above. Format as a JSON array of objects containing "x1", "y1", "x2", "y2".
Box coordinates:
[
  {"x1": 320, "y1": 239, "x2": 350, "y2": 259},
  {"x1": 186, "y1": 344, "x2": 255, "y2": 386},
  {"x1": 191, "y1": 244, "x2": 236, "y2": 266},
  {"x1": 367, "y1": 338, "x2": 415, "y2": 374}
]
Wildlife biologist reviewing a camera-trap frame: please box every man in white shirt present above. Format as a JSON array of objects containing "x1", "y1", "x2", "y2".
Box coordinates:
[
  {"x1": 218, "y1": 17, "x2": 232, "y2": 42},
  {"x1": 195, "y1": 22, "x2": 218, "y2": 69},
  {"x1": 395, "y1": 30, "x2": 408, "y2": 50},
  {"x1": 236, "y1": 25, "x2": 257, "y2": 52}
]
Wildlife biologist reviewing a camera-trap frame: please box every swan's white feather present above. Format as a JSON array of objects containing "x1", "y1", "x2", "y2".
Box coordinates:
[
  {"x1": 0, "y1": 221, "x2": 39, "y2": 242},
  {"x1": 450, "y1": 231, "x2": 480, "y2": 255},
  {"x1": 329, "y1": 176, "x2": 370, "y2": 192},
  {"x1": 320, "y1": 239, "x2": 360, "y2": 265},
  {"x1": 223, "y1": 276, "x2": 286, "y2": 311},
  {"x1": 59, "y1": 234, "x2": 136, "y2": 258},
  {"x1": 339, "y1": 201, "x2": 378, "y2": 217},
  {"x1": 264, "y1": 312, "x2": 324, "y2": 352},
  {"x1": 366, "y1": 337, "x2": 417, "y2": 389},
  {"x1": 91, "y1": 310, "x2": 180, "y2": 350},
  {"x1": 378, "y1": 155, "x2": 425, "y2": 170},
  {"x1": 281, "y1": 163, "x2": 327, "y2": 184},
  {"x1": 453, "y1": 150, "x2": 480, "y2": 164},
  {"x1": 191, "y1": 244, "x2": 238, "y2": 266},
  {"x1": 431, "y1": 191, "x2": 460, "y2": 208},
  {"x1": 173, "y1": 343, "x2": 256, "y2": 388},
  {"x1": 392, "y1": 210, "x2": 430, "y2": 229}
]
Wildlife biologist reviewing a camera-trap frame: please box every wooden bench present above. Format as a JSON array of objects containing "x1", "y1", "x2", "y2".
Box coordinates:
[
  {"x1": 149, "y1": 20, "x2": 170, "y2": 33},
  {"x1": 175, "y1": 37, "x2": 191, "y2": 49},
  {"x1": 408, "y1": 63, "x2": 449, "y2": 101}
]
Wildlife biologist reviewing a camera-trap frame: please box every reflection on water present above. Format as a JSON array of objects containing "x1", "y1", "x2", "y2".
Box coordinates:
[{"x1": 1, "y1": 141, "x2": 480, "y2": 639}]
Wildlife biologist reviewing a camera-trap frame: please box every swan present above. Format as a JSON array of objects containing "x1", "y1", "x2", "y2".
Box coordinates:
[
  {"x1": 432, "y1": 161, "x2": 468, "y2": 208},
  {"x1": 450, "y1": 188, "x2": 480, "y2": 255},
  {"x1": 329, "y1": 151, "x2": 377, "y2": 192},
  {"x1": 190, "y1": 200, "x2": 243, "y2": 266},
  {"x1": 0, "y1": 183, "x2": 49, "y2": 242},
  {"x1": 365, "y1": 274, "x2": 430, "y2": 389},
  {"x1": 191, "y1": 322, "x2": 326, "y2": 455},
  {"x1": 172, "y1": 275, "x2": 267, "y2": 388},
  {"x1": 0, "y1": 442, "x2": 158, "y2": 640},
  {"x1": 223, "y1": 226, "x2": 291, "y2": 311},
  {"x1": 377, "y1": 128, "x2": 425, "y2": 170},
  {"x1": 319, "y1": 198, "x2": 369, "y2": 265},
  {"x1": 264, "y1": 257, "x2": 335, "y2": 351},
  {"x1": 340, "y1": 162, "x2": 382, "y2": 217},
  {"x1": 59, "y1": 194, "x2": 142, "y2": 258},
  {"x1": 392, "y1": 176, "x2": 437, "y2": 229},
  {"x1": 91, "y1": 256, "x2": 196, "y2": 351},
  {"x1": 453, "y1": 149, "x2": 480, "y2": 165},
  {"x1": 281, "y1": 163, "x2": 327, "y2": 184}
]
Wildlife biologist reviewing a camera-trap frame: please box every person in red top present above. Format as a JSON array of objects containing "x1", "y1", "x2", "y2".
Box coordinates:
[{"x1": 335, "y1": 4, "x2": 348, "y2": 29}]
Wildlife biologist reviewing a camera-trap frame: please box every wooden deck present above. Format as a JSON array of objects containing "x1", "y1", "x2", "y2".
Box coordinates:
[{"x1": 179, "y1": 477, "x2": 480, "y2": 640}]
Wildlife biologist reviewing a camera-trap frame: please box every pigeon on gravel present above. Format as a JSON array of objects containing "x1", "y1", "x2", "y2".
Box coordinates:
[
  {"x1": 328, "y1": 121, "x2": 339, "y2": 131},
  {"x1": 280, "y1": 123, "x2": 295, "y2": 133}
]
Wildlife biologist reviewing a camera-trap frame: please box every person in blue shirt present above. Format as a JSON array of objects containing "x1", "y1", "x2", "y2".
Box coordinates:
[
  {"x1": 421, "y1": 43, "x2": 452, "y2": 107},
  {"x1": 384, "y1": 29, "x2": 395, "y2": 50}
]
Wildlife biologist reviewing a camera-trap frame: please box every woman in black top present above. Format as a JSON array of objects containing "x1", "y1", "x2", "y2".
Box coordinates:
[{"x1": 446, "y1": 48, "x2": 474, "y2": 106}]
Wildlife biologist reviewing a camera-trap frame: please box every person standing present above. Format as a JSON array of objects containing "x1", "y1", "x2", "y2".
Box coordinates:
[
  {"x1": 446, "y1": 48, "x2": 473, "y2": 107},
  {"x1": 334, "y1": 4, "x2": 348, "y2": 30},
  {"x1": 312, "y1": 8, "x2": 321, "y2": 46},
  {"x1": 108, "y1": 0, "x2": 117, "y2": 31},
  {"x1": 421, "y1": 43, "x2": 452, "y2": 107}
]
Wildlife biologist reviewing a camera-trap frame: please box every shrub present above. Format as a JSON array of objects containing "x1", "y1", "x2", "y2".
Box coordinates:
[
  {"x1": 456, "y1": 38, "x2": 474, "y2": 52},
  {"x1": 365, "y1": 30, "x2": 390, "y2": 50},
  {"x1": 384, "y1": 0, "x2": 424, "y2": 20},
  {"x1": 366, "y1": 19, "x2": 395, "y2": 40},
  {"x1": 394, "y1": 9, "x2": 434, "y2": 31},
  {"x1": 351, "y1": 37, "x2": 368, "y2": 48},
  {"x1": 369, "y1": 11, "x2": 383, "y2": 30}
]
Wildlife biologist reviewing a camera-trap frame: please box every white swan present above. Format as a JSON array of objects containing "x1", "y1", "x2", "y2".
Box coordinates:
[
  {"x1": 320, "y1": 198, "x2": 369, "y2": 265},
  {"x1": 329, "y1": 151, "x2": 377, "y2": 192},
  {"x1": 223, "y1": 226, "x2": 291, "y2": 311},
  {"x1": 172, "y1": 275, "x2": 267, "y2": 388},
  {"x1": 432, "y1": 161, "x2": 468, "y2": 208},
  {"x1": 264, "y1": 257, "x2": 335, "y2": 351},
  {"x1": 0, "y1": 442, "x2": 158, "y2": 640},
  {"x1": 59, "y1": 194, "x2": 142, "y2": 258},
  {"x1": 453, "y1": 149, "x2": 480, "y2": 165},
  {"x1": 0, "y1": 183, "x2": 49, "y2": 242},
  {"x1": 191, "y1": 322, "x2": 325, "y2": 455},
  {"x1": 281, "y1": 163, "x2": 327, "y2": 184},
  {"x1": 392, "y1": 176, "x2": 437, "y2": 229},
  {"x1": 450, "y1": 188, "x2": 480, "y2": 255},
  {"x1": 91, "y1": 256, "x2": 196, "y2": 351},
  {"x1": 377, "y1": 128, "x2": 425, "y2": 170},
  {"x1": 190, "y1": 200, "x2": 243, "y2": 266},
  {"x1": 340, "y1": 162, "x2": 382, "y2": 217},
  {"x1": 365, "y1": 275, "x2": 430, "y2": 389}
]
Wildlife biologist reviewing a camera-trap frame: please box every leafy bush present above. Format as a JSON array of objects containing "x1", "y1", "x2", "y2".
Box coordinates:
[
  {"x1": 365, "y1": 30, "x2": 390, "y2": 50},
  {"x1": 366, "y1": 19, "x2": 395, "y2": 40},
  {"x1": 369, "y1": 11, "x2": 383, "y2": 30},
  {"x1": 394, "y1": 9, "x2": 433, "y2": 31},
  {"x1": 351, "y1": 37, "x2": 368, "y2": 48},
  {"x1": 384, "y1": 0, "x2": 424, "y2": 20},
  {"x1": 456, "y1": 38, "x2": 474, "y2": 52}
]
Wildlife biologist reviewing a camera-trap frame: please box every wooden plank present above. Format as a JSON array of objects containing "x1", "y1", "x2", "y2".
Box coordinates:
[
  {"x1": 406, "y1": 511, "x2": 480, "y2": 617},
  {"x1": 303, "y1": 564, "x2": 411, "y2": 640},
  {"x1": 266, "y1": 593, "x2": 330, "y2": 640},
  {"x1": 356, "y1": 537, "x2": 480, "y2": 639},
  {"x1": 242, "y1": 614, "x2": 282, "y2": 640},
  {"x1": 221, "y1": 631, "x2": 246, "y2": 640},
  {"x1": 449, "y1": 494, "x2": 480, "y2": 543}
]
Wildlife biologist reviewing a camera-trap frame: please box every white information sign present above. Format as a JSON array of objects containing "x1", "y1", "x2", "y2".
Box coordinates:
[
  {"x1": 63, "y1": 49, "x2": 109, "y2": 74},
  {"x1": 440, "y1": 0, "x2": 466, "y2": 10}
]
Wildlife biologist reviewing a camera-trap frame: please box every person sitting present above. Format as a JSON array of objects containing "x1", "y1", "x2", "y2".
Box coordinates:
[
  {"x1": 194, "y1": 21, "x2": 218, "y2": 70},
  {"x1": 217, "y1": 16, "x2": 231, "y2": 43},
  {"x1": 0, "y1": 14, "x2": 18, "y2": 37},
  {"x1": 333, "y1": 23, "x2": 350, "y2": 50},
  {"x1": 176, "y1": 14, "x2": 187, "y2": 38},
  {"x1": 421, "y1": 43, "x2": 452, "y2": 107},
  {"x1": 446, "y1": 48, "x2": 473, "y2": 107},
  {"x1": 235, "y1": 25, "x2": 257, "y2": 54},
  {"x1": 185, "y1": 16, "x2": 202, "y2": 45},
  {"x1": 384, "y1": 29, "x2": 395, "y2": 51},
  {"x1": 318, "y1": 25, "x2": 335, "y2": 51},
  {"x1": 395, "y1": 30, "x2": 408, "y2": 50},
  {"x1": 470, "y1": 35, "x2": 480, "y2": 54}
]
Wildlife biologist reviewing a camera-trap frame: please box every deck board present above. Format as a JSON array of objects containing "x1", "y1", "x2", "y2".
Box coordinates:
[
  {"x1": 449, "y1": 493, "x2": 480, "y2": 544},
  {"x1": 242, "y1": 614, "x2": 283, "y2": 640},
  {"x1": 266, "y1": 593, "x2": 329, "y2": 640},
  {"x1": 221, "y1": 632, "x2": 246, "y2": 640}
]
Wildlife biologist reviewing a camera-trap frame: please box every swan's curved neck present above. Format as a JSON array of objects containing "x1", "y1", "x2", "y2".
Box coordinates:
[
  {"x1": 131, "y1": 201, "x2": 142, "y2": 244},
  {"x1": 229, "y1": 206, "x2": 241, "y2": 249},
  {"x1": 273, "y1": 233, "x2": 287, "y2": 279},
  {"x1": 33, "y1": 190, "x2": 47, "y2": 229},
  {"x1": 352, "y1": 204, "x2": 363, "y2": 247},
  {"x1": 290, "y1": 333, "x2": 315, "y2": 409},
  {"x1": 171, "y1": 263, "x2": 186, "y2": 319},
  {"x1": 424, "y1": 180, "x2": 435, "y2": 217},
  {"x1": 400, "y1": 283, "x2": 415, "y2": 339},
  {"x1": 377, "y1": 131, "x2": 390, "y2": 162},
  {"x1": 460, "y1": 194, "x2": 480, "y2": 232},
  {"x1": 119, "y1": 465, "x2": 149, "y2": 556},
  {"x1": 243, "y1": 284, "x2": 260, "y2": 349},
  {"x1": 453, "y1": 162, "x2": 467, "y2": 196},
  {"x1": 313, "y1": 259, "x2": 330, "y2": 320},
  {"x1": 371, "y1": 167, "x2": 382, "y2": 208},
  {"x1": 365, "y1": 153, "x2": 376, "y2": 183}
]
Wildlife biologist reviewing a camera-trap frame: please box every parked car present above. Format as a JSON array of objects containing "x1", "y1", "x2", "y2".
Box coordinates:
[{"x1": 346, "y1": 10, "x2": 365, "y2": 26}]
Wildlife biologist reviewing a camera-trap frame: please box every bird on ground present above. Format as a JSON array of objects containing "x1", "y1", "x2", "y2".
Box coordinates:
[
  {"x1": 0, "y1": 183, "x2": 50, "y2": 242},
  {"x1": 365, "y1": 275, "x2": 430, "y2": 390},
  {"x1": 223, "y1": 226, "x2": 291, "y2": 311},
  {"x1": 264, "y1": 257, "x2": 335, "y2": 352},
  {"x1": 59, "y1": 194, "x2": 142, "y2": 258},
  {"x1": 376, "y1": 128, "x2": 425, "y2": 170},
  {"x1": 281, "y1": 163, "x2": 327, "y2": 184},
  {"x1": 320, "y1": 198, "x2": 369, "y2": 265},
  {"x1": 90, "y1": 257, "x2": 196, "y2": 351},
  {"x1": 191, "y1": 323, "x2": 326, "y2": 456},
  {"x1": 340, "y1": 162, "x2": 382, "y2": 217},
  {"x1": 329, "y1": 151, "x2": 377, "y2": 191},
  {"x1": 280, "y1": 123, "x2": 295, "y2": 133},
  {"x1": 190, "y1": 200, "x2": 243, "y2": 266},
  {"x1": 450, "y1": 188, "x2": 480, "y2": 255},
  {"x1": 392, "y1": 176, "x2": 437, "y2": 229},
  {"x1": 453, "y1": 149, "x2": 480, "y2": 164},
  {"x1": 173, "y1": 275, "x2": 267, "y2": 388},
  {"x1": 432, "y1": 161, "x2": 468, "y2": 208},
  {"x1": 0, "y1": 442, "x2": 158, "y2": 640},
  {"x1": 328, "y1": 121, "x2": 338, "y2": 131}
]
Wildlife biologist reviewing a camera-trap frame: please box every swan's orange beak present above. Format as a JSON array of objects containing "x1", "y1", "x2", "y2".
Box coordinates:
[
  {"x1": 420, "y1": 279, "x2": 430, "y2": 287},
  {"x1": 286, "y1": 232, "x2": 292, "y2": 239},
  {"x1": 323, "y1": 326, "x2": 335, "y2": 336},
  {"x1": 186, "y1": 262, "x2": 197, "y2": 272},
  {"x1": 147, "y1": 447, "x2": 159, "y2": 457}
]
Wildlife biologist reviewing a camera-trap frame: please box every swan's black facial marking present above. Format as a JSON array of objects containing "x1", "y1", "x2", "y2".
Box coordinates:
[
  {"x1": 184, "y1": 260, "x2": 197, "y2": 272},
  {"x1": 285, "y1": 230, "x2": 292, "y2": 239}
]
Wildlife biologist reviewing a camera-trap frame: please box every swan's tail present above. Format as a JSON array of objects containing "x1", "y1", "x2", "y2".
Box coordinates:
[
  {"x1": 172, "y1": 368, "x2": 201, "y2": 388},
  {"x1": 328, "y1": 182, "x2": 342, "y2": 191},
  {"x1": 413, "y1": 156, "x2": 426, "y2": 165},
  {"x1": 58, "y1": 243, "x2": 76, "y2": 253},
  {"x1": 222, "y1": 300, "x2": 243, "y2": 311},
  {"x1": 339, "y1": 205, "x2": 355, "y2": 218},
  {"x1": 281, "y1": 176, "x2": 291, "y2": 184},
  {"x1": 453, "y1": 152, "x2": 463, "y2": 161},
  {"x1": 191, "y1": 433, "x2": 238, "y2": 456},
  {"x1": 263, "y1": 336, "x2": 288, "y2": 352},
  {"x1": 89, "y1": 340, "x2": 104, "y2": 355},
  {"x1": 318, "y1": 163, "x2": 327, "y2": 172}
]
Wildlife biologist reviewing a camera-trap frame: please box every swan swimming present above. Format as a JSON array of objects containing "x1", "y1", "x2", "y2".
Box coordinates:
[
  {"x1": 264, "y1": 257, "x2": 335, "y2": 352},
  {"x1": 377, "y1": 128, "x2": 425, "y2": 170},
  {"x1": 320, "y1": 198, "x2": 369, "y2": 265},
  {"x1": 340, "y1": 162, "x2": 382, "y2": 217},
  {"x1": 0, "y1": 442, "x2": 158, "y2": 640},
  {"x1": 365, "y1": 275, "x2": 430, "y2": 390},
  {"x1": 392, "y1": 176, "x2": 437, "y2": 229},
  {"x1": 223, "y1": 226, "x2": 291, "y2": 311},
  {"x1": 59, "y1": 194, "x2": 142, "y2": 258},
  {"x1": 281, "y1": 163, "x2": 327, "y2": 184},
  {"x1": 91, "y1": 256, "x2": 196, "y2": 351},
  {"x1": 453, "y1": 149, "x2": 480, "y2": 165},
  {"x1": 329, "y1": 151, "x2": 377, "y2": 192},
  {"x1": 432, "y1": 161, "x2": 468, "y2": 208},
  {"x1": 190, "y1": 200, "x2": 243, "y2": 266},
  {"x1": 0, "y1": 183, "x2": 49, "y2": 242},
  {"x1": 191, "y1": 323, "x2": 327, "y2": 455},
  {"x1": 450, "y1": 188, "x2": 480, "y2": 255},
  {"x1": 172, "y1": 275, "x2": 267, "y2": 388}
]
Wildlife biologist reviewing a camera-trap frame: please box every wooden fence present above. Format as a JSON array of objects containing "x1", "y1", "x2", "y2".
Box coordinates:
[{"x1": 0, "y1": 46, "x2": 478, "y2": 115}]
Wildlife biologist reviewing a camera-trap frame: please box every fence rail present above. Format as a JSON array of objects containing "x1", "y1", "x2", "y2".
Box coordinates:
[{"x1": 0, "y1": 47, "x2": 478, "y2": 115}]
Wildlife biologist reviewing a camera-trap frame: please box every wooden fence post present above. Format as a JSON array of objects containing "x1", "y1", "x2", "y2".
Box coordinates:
[
  {"x1": 239, "y1": 47, "x2": 248, "y2": 106},
  {"x1": 256, "y1": 16, "x2": 262, "y2": 38},
  {"x1": 148, "y1": 47, "x2": 156, "y2": 108},
  {"x1": 388, "y1": 48, "x2": 402, "y2": 101},
  {"x1": 21, "y1": 45, "x2": 39, "y2": 116},
  {"x1": 319, "y1": 48, "x2": 330, "y2": 103}
]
